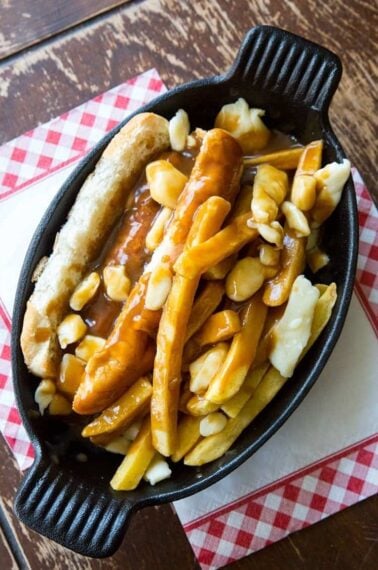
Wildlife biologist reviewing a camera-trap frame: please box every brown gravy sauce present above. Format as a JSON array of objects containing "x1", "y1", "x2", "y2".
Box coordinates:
[
  {"x1": 242, "y1": 130, "x2": 300, "y2": 186},
  {"x1": 258, "y1": 129, "x2": 300, "y2": 154},
  {"x1": 81, "y1": 146, "x2": 200, "y2": 338},
  {"x1": 76, "y1": 130, "x2": 299, "y2": 340}
]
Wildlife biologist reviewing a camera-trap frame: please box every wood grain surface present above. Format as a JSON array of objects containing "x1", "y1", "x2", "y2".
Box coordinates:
[
  {"x1": 0, "y1": 0, "x2": 376, "y2": 199},
  {"x1": 0, "y1": 0, "x2": 129, "y2": 59},
  {"x1": 1, "y1": 0, "x2": 377, "y2": 568},
  {"x1": 0, "y1": 526, "x2": 18, "y2": 569}
]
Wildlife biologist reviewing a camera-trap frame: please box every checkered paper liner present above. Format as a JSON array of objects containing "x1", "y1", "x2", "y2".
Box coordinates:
[
  {"x1": 0, "y1": 71, "x2": 377, "y2": 566},
  {"x1": 0, "y1": 69, "x2": 165, "y2": 202},
  {"x1": 184, "y1": 435, "x2": 378, "y2": 569}
]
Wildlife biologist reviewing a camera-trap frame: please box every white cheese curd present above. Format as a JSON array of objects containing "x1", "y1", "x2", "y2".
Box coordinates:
[
  {"x1": 269, "y1": 275, "x2": 320, "y2": 377},
  {"x1": 144, "y1": 454, "x2": 172, "y2": 486}
]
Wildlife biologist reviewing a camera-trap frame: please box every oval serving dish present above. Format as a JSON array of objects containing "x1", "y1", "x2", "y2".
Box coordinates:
[{"x1": 12, "y1": 25, "x2": 358, "y2": 557}]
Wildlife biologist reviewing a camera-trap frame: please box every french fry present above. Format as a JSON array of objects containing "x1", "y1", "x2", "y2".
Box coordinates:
[
  {"x1": 151, "y1": 195, "x2": 232, "y2": 456},
  {"x1": 184, "y1": 367, "x2": 287, "y2": 466},
  {"x1": 303, "y1": 282, "x2": 337, "y2": 355},
  {"x1": 186, "y1": 281, "x2": 224, "y2": 341},
  {"x1": 205, "y1": 292, "x2": 268, "y2": 404},
  {"x1": 253, "y1": 305, "x2": 286, "y2": 368},
  {"x1": 150, "y1": 128, "x2": 243, "y2": 268},
  {"x1": 195, "y1": 309, "x2": 240, "y2": 345},
  {"x1": 251, "y1": 164, "x2": 289, "y2": 224},
  {"x1": 174, "y1": 213, "x2": 258, "y2": 279},
  {"x1": 295, "y1": 140, "x2": 323, "y2": 175},
  {"x1": 269, "y1": 275, "x2": 320, "y2": 377},
  {"x1": 82, "y1": 377, "x2": 152, "y2": 437},
  {"x1": 110, "y1": 417, "x2": 156, "y2": 491},
  {"x1": 77, "y1": 129, "x2": 242, "y2": 415},
  {"x1": 184, "y1": 310, "x2": 240, "y2": 363},
  {"x1": 171, "y1": 415, "x2": 202, "y2": 462},
  {"x1": 187, "y1": 196, "x2": 231, "y2": 246},
  {"x1": 263, "y1": 230, "x2": 306, "y2": 306},
  {"x1": 152, "y1": 275, "x2": 198, "y2": 455},
  {"x1": 243, "y1": 147, "x2": 304, "y2": 170},
  {"x1": 221, "y1": 362, "x2": 270, "y2": 418},
  {"x1": 186, "y1": 395, "x2": 219, "y2": 416},
  {"x1": 201, "y1": 188, "x2": 246, "y2": 281},
  {"x1": 291, "y1": 140, "x2": 323, "y2": 211}
]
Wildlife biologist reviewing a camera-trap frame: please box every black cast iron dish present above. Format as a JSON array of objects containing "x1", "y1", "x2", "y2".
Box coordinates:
[{"x1": 12, "y1": 26, "x2": 358, "y2": 557}]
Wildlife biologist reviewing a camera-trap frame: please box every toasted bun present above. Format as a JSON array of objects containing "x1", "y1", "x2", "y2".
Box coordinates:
[{"x1": 21, "y1": 113, "x2": 169, "y2": 378}]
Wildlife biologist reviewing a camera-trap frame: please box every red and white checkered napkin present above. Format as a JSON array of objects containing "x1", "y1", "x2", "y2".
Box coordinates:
[
  {"x1": 174, "y1": 171, "x2": 378, "y2": 569},
  {"x1": 0, "y1": 70, "x2": 377, "y2": 567}
]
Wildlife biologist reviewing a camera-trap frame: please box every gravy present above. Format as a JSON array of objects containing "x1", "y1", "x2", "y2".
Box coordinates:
[{"x1": 74, "y1": 129, "x2": 299, "y2": 340}]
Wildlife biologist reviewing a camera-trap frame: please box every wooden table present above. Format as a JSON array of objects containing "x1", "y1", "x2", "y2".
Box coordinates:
[{"x1": 1, "y1": 1, "x2": 377, "y2": 568}]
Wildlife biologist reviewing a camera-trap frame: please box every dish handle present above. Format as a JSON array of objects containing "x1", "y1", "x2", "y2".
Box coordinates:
[
  {"x1": 14, "y1": 453, "x2": 133, "y2": 558},
  {"x1": 227, "y1": 25, "x2": 342, "y2": 113}
]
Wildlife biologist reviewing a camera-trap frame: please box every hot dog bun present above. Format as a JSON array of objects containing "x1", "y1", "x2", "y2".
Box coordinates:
[{"x1": 21, "y1": 113, "x2": 170, "y2": 378}]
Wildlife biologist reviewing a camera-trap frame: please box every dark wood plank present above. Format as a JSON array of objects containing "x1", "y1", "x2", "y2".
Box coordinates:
[
  {"x1": 0, "y1": 0, "x2": 376, "y2": 200},
  {"x1": 0, "y1": 524, "x2": 18, "y2": 569},
  {"x1": 0, "y1": 442, "x2": 198, "y2": 569},
  {"x1": 0, "y1": 0, "x2": 129, "y2": 59}
]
